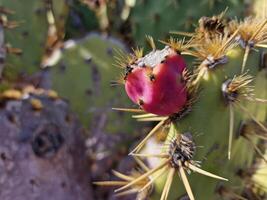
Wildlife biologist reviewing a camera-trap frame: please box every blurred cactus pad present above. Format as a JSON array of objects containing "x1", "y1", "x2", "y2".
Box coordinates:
[
  {"x1": 50, "y1": 33, "x2": 137, "y2": 133},
  {"x1": 0, "y1": 0, "x2": 48, "y2": 76}
]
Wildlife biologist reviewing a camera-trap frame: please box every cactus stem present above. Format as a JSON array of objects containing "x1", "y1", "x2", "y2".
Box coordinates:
[
  {"x1": 129, "y1": 119, "x2": 167, "y2": 154},
  {"x1": 228, "y1": 103, "x2": 234, "y2": 160}
]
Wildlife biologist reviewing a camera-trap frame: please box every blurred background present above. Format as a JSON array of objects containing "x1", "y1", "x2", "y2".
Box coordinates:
[{"x1": 0, "y1": 0, "x2": 258, "y2": 199}]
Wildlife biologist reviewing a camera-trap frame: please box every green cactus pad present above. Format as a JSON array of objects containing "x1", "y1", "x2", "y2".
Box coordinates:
[
  {"x1": 0, "y1": 0, "x2": 48, "y2": 77},
  {"x1": 50, "y1": 33, "x2": 140, "y2": 134},
  {"x1": 130, "y1": 0, "x2": 246, "y2": 48}
]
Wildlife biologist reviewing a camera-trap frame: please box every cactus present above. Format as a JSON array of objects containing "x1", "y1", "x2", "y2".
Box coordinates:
[
  {"x1": 0, "y1": 0, "x2": 69, "y2": 78},
  {"x1": 95, "y1": 7, "x2": 267, "y2": 200},
  {"x1": 0, "y1": 0, "x2": 48, "y2": 77},
  {"x1": 130, "y1": 0, "x2": 248, "y2": 47},
  {"x1": 50, "y1": 33, "x2": 140, "y2": 134}
]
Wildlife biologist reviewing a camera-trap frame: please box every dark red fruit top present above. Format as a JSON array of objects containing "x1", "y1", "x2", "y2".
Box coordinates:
[{"x1": 125, "y1": 47, "x2": 187, "y2": 116}]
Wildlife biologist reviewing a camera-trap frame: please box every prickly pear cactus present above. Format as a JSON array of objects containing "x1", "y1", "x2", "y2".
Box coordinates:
[
  {"x1": 95, "y1": 8, "x2": 267, "y2": 200},
  {"x1": 50, "y1": 33, "x2": 141, "y2": 134},
  {"x1": 0, "y1": 0, "x2": 48, "y2": 76},
  {"x1": 130, "y1": 0, "x2": 247, "y2": 47}
]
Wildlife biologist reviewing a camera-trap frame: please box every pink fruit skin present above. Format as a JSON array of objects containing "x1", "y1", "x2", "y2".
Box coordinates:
[{"x1": 125, "y1": 53, "x2": 187, "y2": 116}]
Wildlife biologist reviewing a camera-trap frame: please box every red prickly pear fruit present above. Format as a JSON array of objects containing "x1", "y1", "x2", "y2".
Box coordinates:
[{"x1": 125, "y1": 47, "x2": 187, "y2": 116}]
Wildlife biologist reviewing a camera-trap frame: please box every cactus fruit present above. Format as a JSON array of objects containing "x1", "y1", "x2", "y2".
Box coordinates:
[
  {"x1": 95, "y1": 9, "x2": 267, "y2": 200},
  {"x1": 123, "y1": 43, "x2": 187, "y2": 116}
]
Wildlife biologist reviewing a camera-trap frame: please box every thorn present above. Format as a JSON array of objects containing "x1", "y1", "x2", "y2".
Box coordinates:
[
  {"x1": 132, "y1": 113, "x2": 157, "y2": 119},
  {"x1": 129, "y1": 119, "x2": 167, "y2": 154},
  {"x1": 178, "y1": 162, "x2": 195, "y2": 200},
  {"x1": 140, "y1": 167, "x2": 166, "y2": 193},
  {"x1": 160, "y1": 168, "x2": 175, "y2": 200},
  {"x1": 215, "y1": 28, "x2": 239, "y2": 58},
  {"x1": 137, "y1": 117, "x2": 168, "y2": 122},
  {"x1": 252, "y1": 98, "x2": 267, "y2": 103},
  {"x1": 169, "y1": 31, "x2": 194, "y2": 37},
  {"x1": 112, "y1": 170, "x2": 134, "y2": 181},
  {"x1": 115, "y1": 158, "x2": 170, "y2": 193},
  {"x1": 146, "y1": 35, "x2": 156, "y2": 51},
  {"x1": 251, "y1": 19, "x2": 267, "y2": 41},
  {"x1": 93, "y1": 181, "x2": 127, "y2": 186},
  {"x1": 241, "y1": 45, "x2": 250, "y2": 73},
  {"x1": 133, "y1": 157, "x2": 150, "y2": 172},
  {"x1": 228, "y1": 104, "x2": 234, "y2": 160},
  {"x1": 186, "y1": 162, "x2": 228, "y2": 181},
  {"x1": 112, "y1": 108, "x2": 144, "y2": 113},
  {"x1": 256, "y1": 44, "x2": 267, "y2": 48},
  {"x1": 131, "y1": 153, "x2": 169, "y2": 158}
]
